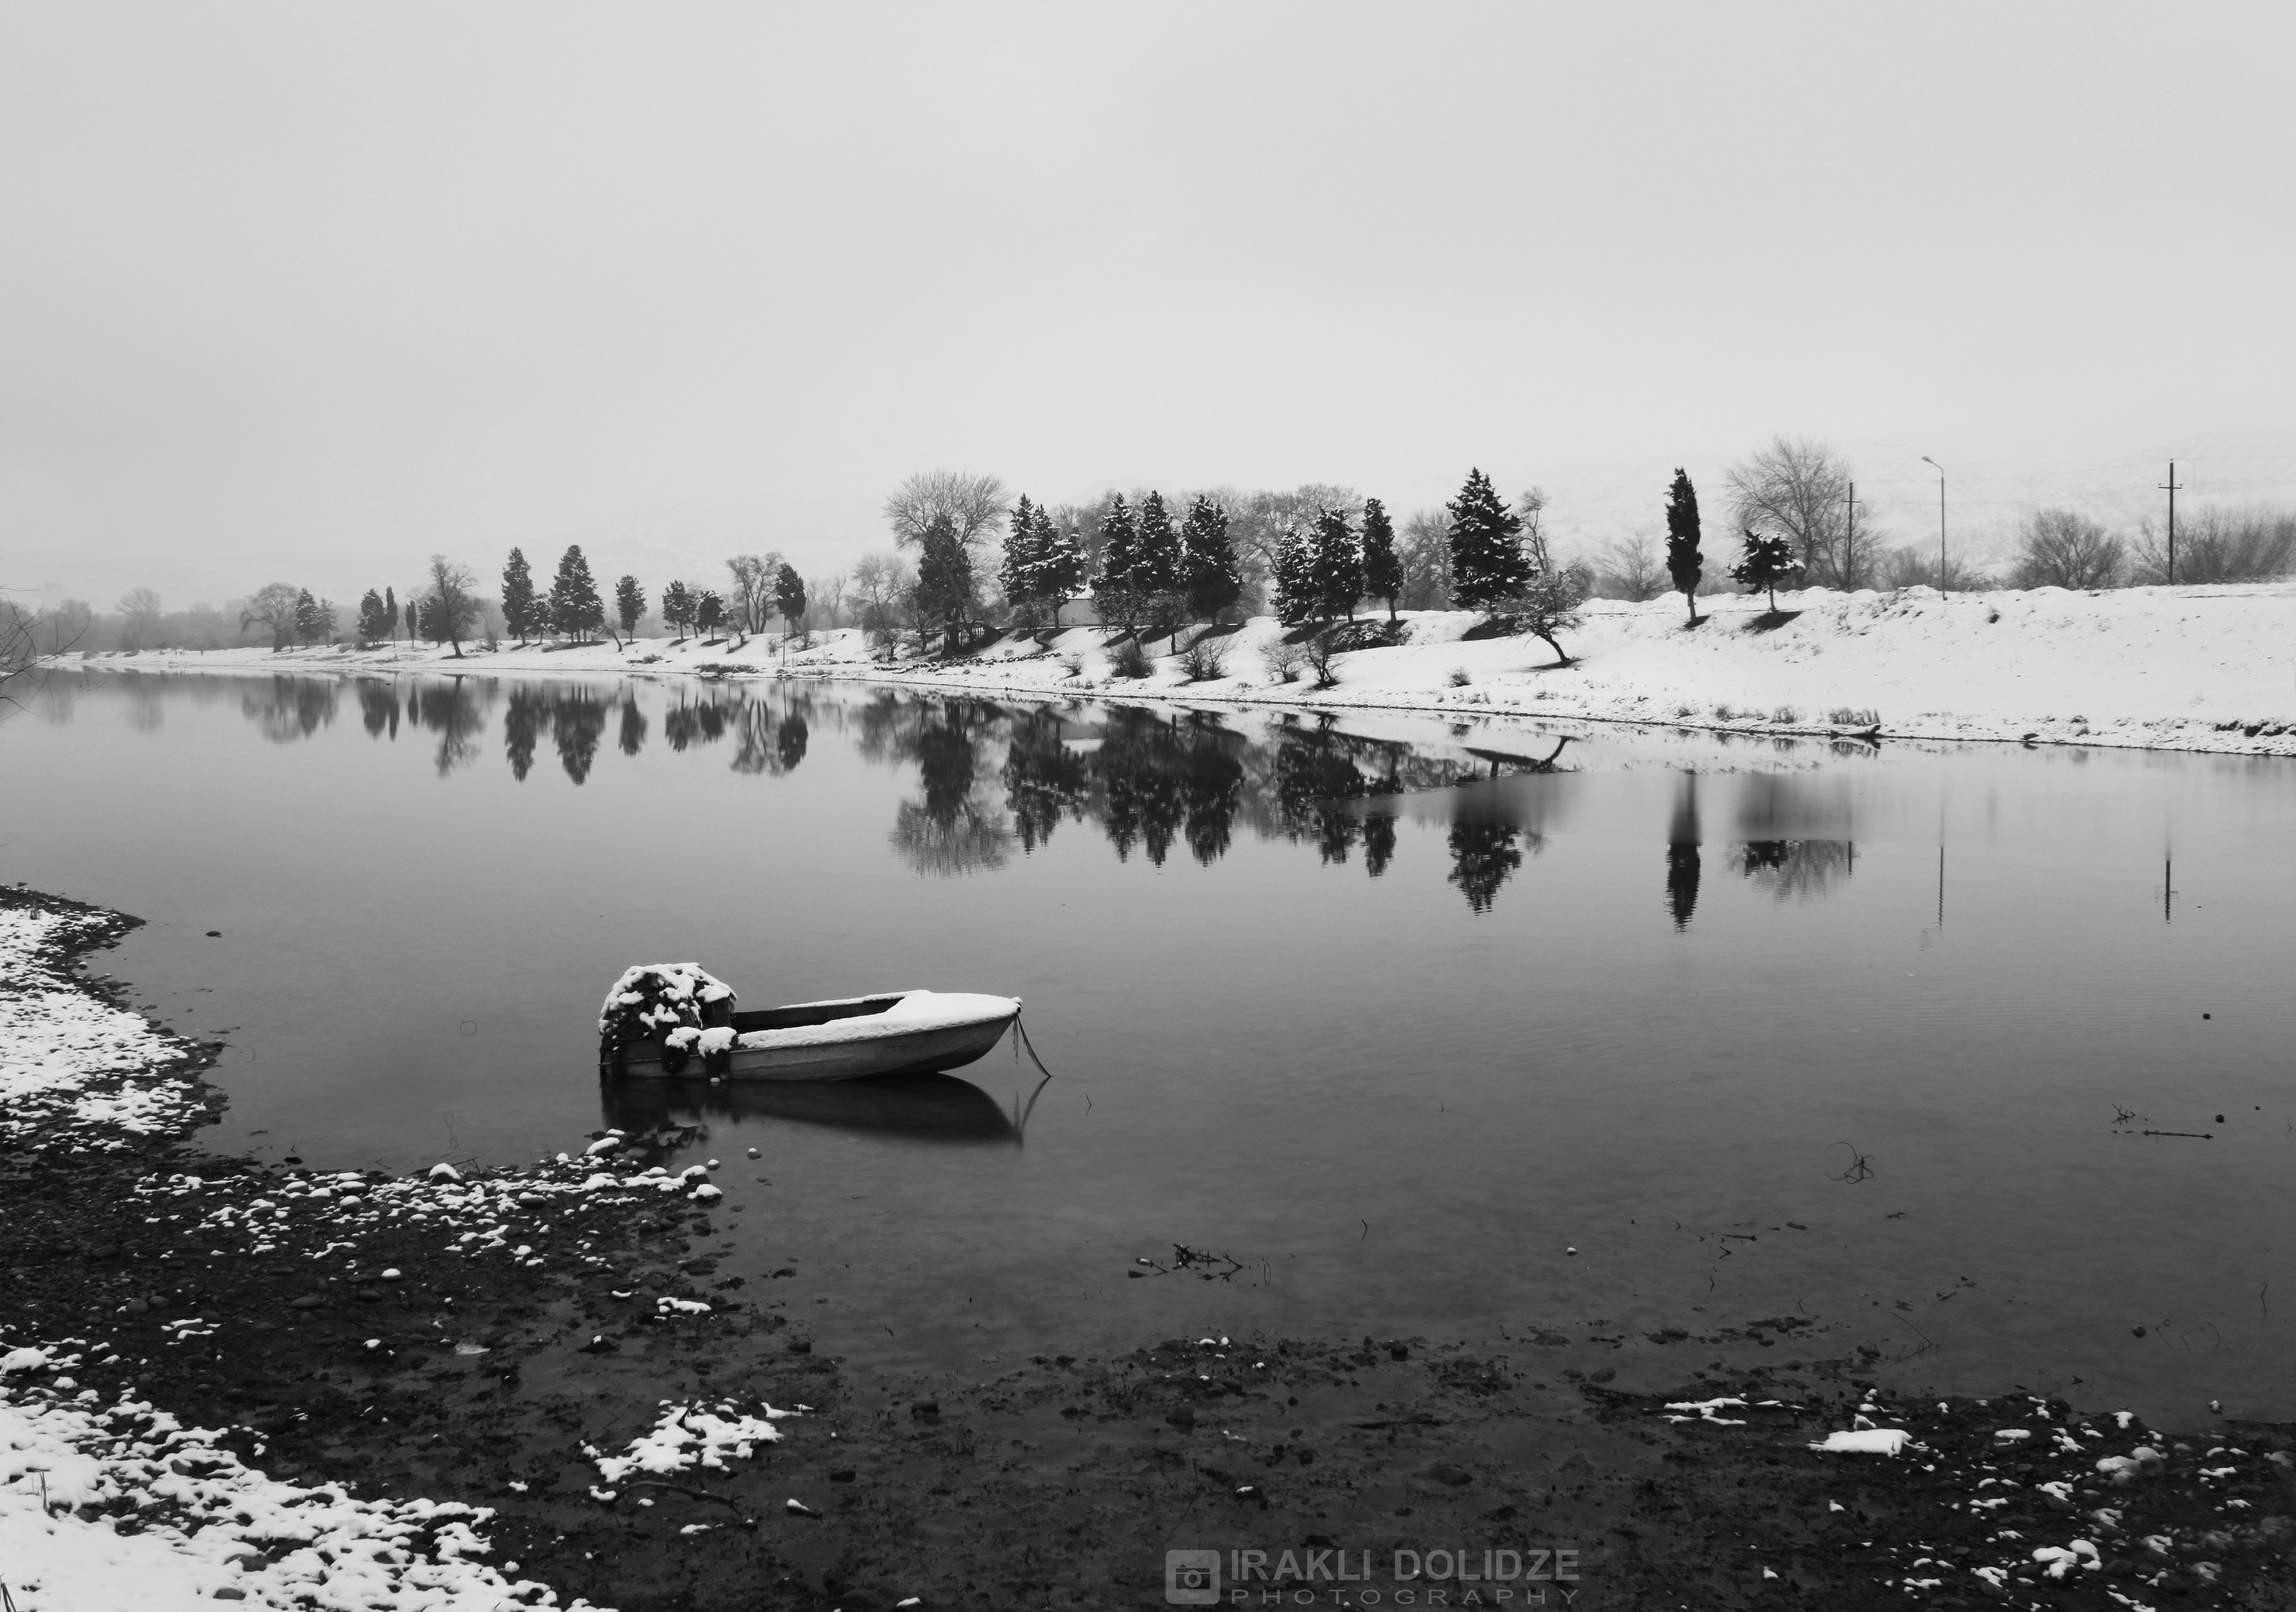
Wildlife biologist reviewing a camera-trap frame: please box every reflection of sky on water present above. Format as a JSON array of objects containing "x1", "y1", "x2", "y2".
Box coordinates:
[{"x1": 11, "y1": 667, "x2": 2296, "y2": 1421}]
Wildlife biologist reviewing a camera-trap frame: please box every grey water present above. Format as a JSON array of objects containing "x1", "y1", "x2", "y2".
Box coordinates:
[{"x1": 7, "y1": 666, "x2": 2294, "y2": 1422}]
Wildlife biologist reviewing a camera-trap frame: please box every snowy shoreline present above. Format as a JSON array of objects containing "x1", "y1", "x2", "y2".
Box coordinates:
[{"x1": 74, "y1": 581, "x2": 2296, "y2": 758}]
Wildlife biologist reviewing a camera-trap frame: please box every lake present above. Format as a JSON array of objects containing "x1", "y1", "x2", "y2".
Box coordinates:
[{"x1": 7, "y1": 665, "x2": 2294, "y2": 1422}]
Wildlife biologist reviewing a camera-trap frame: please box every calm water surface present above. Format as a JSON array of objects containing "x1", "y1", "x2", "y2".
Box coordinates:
[{"x1": 7, "y1": 668, "x2": 2294, "y2": 1421}]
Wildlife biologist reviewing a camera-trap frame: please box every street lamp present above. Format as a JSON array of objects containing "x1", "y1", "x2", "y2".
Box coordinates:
[{"x1": 1919, "y1": 456, "x2": 1947, "y2": 591}]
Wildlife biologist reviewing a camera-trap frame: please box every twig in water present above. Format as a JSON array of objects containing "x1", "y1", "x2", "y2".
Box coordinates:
[
  {"x1": 2141, "y1": 1130, "x2": 2212, "y2": 1139},
  {"x1": 1361, "y1": 1219, "x2": 1370, "y2": 1240},
  {"x1": 1830, "y1": 1142, "x2": 1876, "y2": 1184}
]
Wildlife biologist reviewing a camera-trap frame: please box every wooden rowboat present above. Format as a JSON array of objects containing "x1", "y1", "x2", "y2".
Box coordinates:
[{"x1": 605, "y1": 987, "x2": 1022, "y2": 1083}]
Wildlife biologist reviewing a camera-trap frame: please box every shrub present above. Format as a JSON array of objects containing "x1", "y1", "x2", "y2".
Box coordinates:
[
  {"x1": 2014, "y1": 509, "x2": 2124, "y2": 590},
  {"x1": 1175, "y1": 635, "x2": 1229, "y2": 683},
  {"x1": 1059, "y1": 652, "x2": 1084, "y2": 679},
  {"x1": 1712, "y1": 704, "x2": 1735, "y2": 721},
  {"x1": 1771, "y1": 705, "x2": 1800, "y2": 724},
  {"x1": 1301, "y1": 633, "x2": 1340, "y2": 688},
  {"x1": 1447, "y1": 668, "x2": 1472, "y2": 687},
  {"x1": 1108, "y1": 637, "x2": 1153, "y2": 679},
  {"x1": 1261, "y1": 639, "x2": 1306, "y2": 683},
  {"x1": 1828, "y1": 706, "x2": 1880, "y2": 727}
]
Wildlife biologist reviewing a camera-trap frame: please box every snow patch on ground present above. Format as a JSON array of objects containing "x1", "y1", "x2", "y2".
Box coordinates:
[
  {"x1": 0, "y1": 1356, "x2": 596, "y2": 1610},
  {"x1": 0, "y1": 898, "x2": 209, "y2": 1152},
  {"x1": 584, "y1": 1400, "x2": 792, "y2": 1488}
]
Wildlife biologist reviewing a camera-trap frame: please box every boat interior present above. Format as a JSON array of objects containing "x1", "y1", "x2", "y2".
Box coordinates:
[{"x1": 728, "y1": 994, "x2": 904, "y2": 1034}]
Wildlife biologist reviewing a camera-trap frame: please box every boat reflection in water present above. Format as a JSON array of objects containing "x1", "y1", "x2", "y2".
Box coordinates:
[{"x1": 602, "y1": 1068, "x2": 1048, "y2": 1147}]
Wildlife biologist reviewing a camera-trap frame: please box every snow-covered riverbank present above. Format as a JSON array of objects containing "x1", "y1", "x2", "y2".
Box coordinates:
[{"x1": 90, "y1": 582, "x2": 2296, "y2": 756}]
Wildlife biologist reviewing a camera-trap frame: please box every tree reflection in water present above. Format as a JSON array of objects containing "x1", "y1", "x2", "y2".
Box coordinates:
[
  {"x1": 240, "y1": 676, "x2": 339, "y2": 744},
  {"x1": 877, "y1": 700, "x2": 1012, "y2": 876},
  {"x1": 355, "y1": 678, "x2": 398, "y2": 740},
  {"x1": 616, "y1": 695, "x2": 647, "y2": 758},
  {"x1": 1735, "y1": 839, "x2": 1855, "y2": 901},
  {"x1": 1665, "y1": 772, "x2": 1701, "y2": 931},
  {"x1": 1446, "y1": 821, "x2": 1524, "y2": 913},
  {"x1": 408, "y1": 678, "x2": 489, "y2": 777}
]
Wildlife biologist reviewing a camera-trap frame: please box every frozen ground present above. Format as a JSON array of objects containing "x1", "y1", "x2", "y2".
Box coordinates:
[{"x1": 104, "y1": 583, "x2": 2296, "y2": 756}]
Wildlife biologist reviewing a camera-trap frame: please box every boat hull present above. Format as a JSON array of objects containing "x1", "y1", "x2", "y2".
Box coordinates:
[{"x1": 615, "y1": 991, "x2": 1018, "y2": 1083}]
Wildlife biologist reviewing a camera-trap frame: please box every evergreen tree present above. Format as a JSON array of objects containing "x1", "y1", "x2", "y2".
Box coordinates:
[
  {"x1": 1446, "y1": 468, "x2": 1530, "y2": 610},
  {"x1": 1360, "y1": 498, "x2": 1403, "y2": 622},
  {"x1": 1093, "y1": 494, "x2": 1140, "y2": 630},
  {"x1": 549, "y1": 545, "x2": 605, "y2": 641},
  {"x1": 1000, "y1": 494, "x2": 1043, "y2": 616},
  {"x1": 613, "y1": 574, "x2": 646, "y2": 640},
  {"x1": 1271, "y1": 526, "x2": 1317, "y2": 626},
  {"x1": 502, "y1": 547, "x2": 537, "y2": 643},
  {"x1": 1180, "y1": 495, "x2": 1242, "y2": 623},
  {"x1": 404, "y1": 598, "x2": 419, "y2": 640},
  {"x1": 1310, "y1": 508, "x2": 1363, "y2": 622},
  {"x1": 914, "y1": 513, "x2": 974, "y2": 651},
  {"x1": 774, "y1": 562, "x2": 807, "y2": 636},
  {"x1": 385, "y1": 585, "x2": 397, "y2": 643},
  {"x1": 660, "y1": 580, "x2": 693, "y2": 639},
  {"x1": 1665, "y1": 468, "x2": 1705, "y2": 625},
  {"x1": 357, "y1": 589, "x2": 391, "y2": 643},
  {"x1": 1729, "y1": 526, "x2": 1800, "y2": 614},
  {"x1": 695, "y1": 589, "x2": 725, "y2": 638},
  {"x1": 293, "y1": 589, "x2": 327, "y2": 646},
  {"x1": 1133, "y1": 492, "x2": 1183, "y2": 598},
  {"x1": 1028, "y1": 505, "x2": 1082, "y2": 627}
]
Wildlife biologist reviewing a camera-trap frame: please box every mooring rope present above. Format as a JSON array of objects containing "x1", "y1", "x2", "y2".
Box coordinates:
[{"x1": 1012, "y1": 1013, "x2": 1055, "y2": 1081}]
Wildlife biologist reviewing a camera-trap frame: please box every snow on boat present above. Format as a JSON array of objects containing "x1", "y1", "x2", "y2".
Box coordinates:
[{"x1": 598, "y1": 963, "x2": 1020, "y2": 1083}]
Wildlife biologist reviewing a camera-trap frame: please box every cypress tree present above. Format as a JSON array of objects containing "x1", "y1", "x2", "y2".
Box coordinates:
[
  {"x1": 1665, "y1": 468, "x2": 1704, "y2": 625},
  {"x1": 1360, "y1": 498, "x2": 1403, "y2": 623},
  {"x1": 1310, "y1": 508, "x2": 1363, "y2": 621},
  {"x1": 1181, "y1": 495, "x2": 1242, "y2": 623},
  {"x1": 551, "y1": 545, "x2": 605, "y2": 641},
  {"x1": 405, "y1": 598, "x2": 419, "y2": 640},
  {"x1": 502, "y1": 547, "x2": 537, "y2": 643},
  {"x1": 385, "y1": 586, "x2": 397, "y2": 643},
  {"x1": 1446, "y1": 469, "x2": 1530, "y2": 610}
]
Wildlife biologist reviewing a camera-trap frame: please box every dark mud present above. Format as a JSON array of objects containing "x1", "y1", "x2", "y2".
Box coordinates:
[{"x1": 6, "y1": 892, "x2": 2295, "y2": 1609}]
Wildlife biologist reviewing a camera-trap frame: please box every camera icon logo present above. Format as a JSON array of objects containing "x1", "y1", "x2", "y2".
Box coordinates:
[{"x1": 1165, "y1": 1548, "x2": 1221, "y2": 1605}]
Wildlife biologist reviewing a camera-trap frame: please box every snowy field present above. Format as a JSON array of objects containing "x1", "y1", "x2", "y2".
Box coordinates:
[{"x1": 101, "y1": 583, "x2": 2296, "y2": 756}]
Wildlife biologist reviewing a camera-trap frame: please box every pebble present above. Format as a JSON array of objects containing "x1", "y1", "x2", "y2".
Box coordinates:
[{"x1": 289, "y1": 1295, "x2": 324, "y2": 1310}]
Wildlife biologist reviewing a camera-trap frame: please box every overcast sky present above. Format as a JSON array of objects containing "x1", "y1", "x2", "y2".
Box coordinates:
[{"x1": 3, "y1": 2, "x2": 2291, "y2": 608}]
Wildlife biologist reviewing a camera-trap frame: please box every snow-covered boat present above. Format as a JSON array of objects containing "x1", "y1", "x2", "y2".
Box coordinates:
[{"x1": 598, "y1": 965, "x2": 1020, "y2": 1083}]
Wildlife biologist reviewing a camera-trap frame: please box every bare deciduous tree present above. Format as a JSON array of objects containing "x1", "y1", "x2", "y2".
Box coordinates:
[
  {"x1": 725, "y1": 552, "x2": 785, "y2": 635},
  {"x1": 810, "y1": 571, "x2": 847, "y2": 629},
  {"x1": 2013, "y1": 510, "x2": 2124, "y2": 589},
  {"x1": 1726, "y1": 437, "x2": 1880, "y2": 590},
  {"x1": 1598, "y1": 535, "x2": 1666, "y2": 601},
  {"x1": 425, "y1": 556, "x2": 482, "y2": 658},
  {"x1": 240, "y1": 582, "x2": 303, "y2": 651},
  {"x1": 118, "y1": 587, "x2": 165, "y2": 649},
  {"x1": 2129, "y1": 505, "x2": 2296, "y2": 585},
  {"x1": 885, "y1": 471, "x2": 1010, "y2": 552}
]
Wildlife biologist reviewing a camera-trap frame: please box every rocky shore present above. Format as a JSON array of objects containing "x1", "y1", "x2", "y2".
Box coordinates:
[{"x1": 6, "y1": 884, "x2": 2295, "y2": 1610}]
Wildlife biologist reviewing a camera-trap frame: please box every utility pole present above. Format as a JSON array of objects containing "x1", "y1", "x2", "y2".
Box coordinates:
[
  {"x1": 1845, "y1": 481, "x2": 1856, "y2": 585},
  {"x1": 2158, "y1": 460, "x2": 2183, "y2": 585},
  {"x1": 1920, "y1": 457, "x2": 1947, "y2": 590}
]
